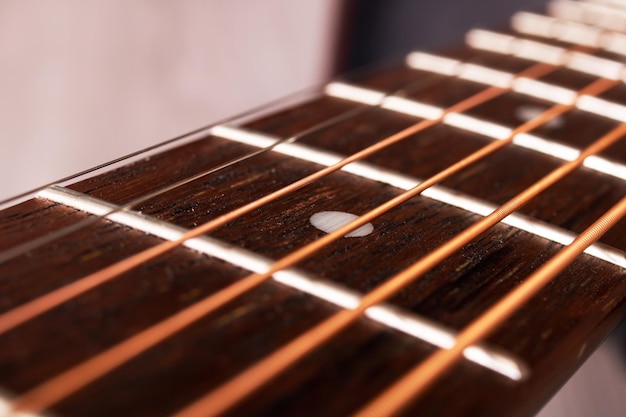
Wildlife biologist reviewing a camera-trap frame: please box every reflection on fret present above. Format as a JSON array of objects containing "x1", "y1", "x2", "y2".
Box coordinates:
[
  {"x1": 512, "y1": 77, "x2": 576, "y2": 104},
  {"x1": 325, "y1": 81, "x2": 626, "y2": 181},
  {"x1": 423, "y1": 31, "x2": 626, "y2": 124},
  {"x1": 38, "y1": 185, "x2": 527, "y2": 381},
  {"x1": 467, "y1": 30, "x2": 568, "y2": 65},
  {"x1": 577, "y1": 94, "x2": 626, "y2": 121},
  {"x1": 512, "y1": 11, "x2": 603, "y2": 47},
  {"x1": 1, "y1": 376, "x2": 44, "y2": 415},
  {"x1": 466, "y1": 28, "x2": 626, "y2": 80},
  {"x1": 406, "y1": 51, "x2": 585, "y2": 104},
  {"x1": 550, "y1": 0, "x2": 626, "y2": 32},
  {"x1": 209, "y1": 124, "x2": 626, "y2": 269}
]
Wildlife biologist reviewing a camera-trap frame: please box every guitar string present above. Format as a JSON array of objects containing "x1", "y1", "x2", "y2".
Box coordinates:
[
  {"x1": 0, "y1": 98, "x2": 374, "y2": 264},
  {"x1": 3, "y1": 17, "x2": 620, "y2": 416},
  {"x1": 0, "y1": 61, "x2": 553, "y2": 339},
  {"x1": 343, "y1": 15, "x2": 626, "y2": 412},
  {"x1": 353, "y1": 195, "x2": 626, "y2": 417},
  {"x1": 2, "y1": 44, "x2": 539, "y2": 265},
  {"x1": 0, "y1": 85, "x2": 321, "y2": 209},
  {"x1": 1, "y1": 35, "x2": 608, "y2": 410},
  {"x1": 166, "y1": 84, "x2": 626, "y2": 417},
  {"x1": 0, "y1": 73, "x2": 450, "y2": 265},
  {"x1": 9, "y1": 67, "x2": 615, "y2": 414},
  {"x1": 0, "y1": 53, "x2": 438, "y2": 211}
]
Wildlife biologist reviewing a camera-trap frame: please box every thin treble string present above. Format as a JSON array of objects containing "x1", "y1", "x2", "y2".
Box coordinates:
[
  {"x1": 0, "y1": 45, "x2": 553, "y2": 264},
  {"x1": 0, "y1": 105, "x2": 363, "y2": 264},
  {"x1": 164, "y1": 79, "x2": 622, "y2": 417},
  {"x1": 10, "y1": 62, "x2": 575, "y2": 415},
  {"x1": 0, "y1": 85, "x2": 322, "y2": 209},
  {"x1": 0, "y1": 70, "x2": 442, "y2": 265},
  {"x1": 0, "y1": 61, "x2": 550, "y2": 339},
  {"x1": 0, "y1": 43, "x2": 557, "y2": 264},
  {"x1": 353, "y1": 195, "x2": 626, "y2": 417}
]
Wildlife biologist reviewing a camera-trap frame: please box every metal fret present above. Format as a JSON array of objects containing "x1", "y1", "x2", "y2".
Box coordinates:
[
  {"x1": 495, "y1": 3, "x2": 626, "y2": 58},
  {"x1": 38, "y1": 185, "x2": 526, "y2": 380},
  {"x1": 513, "y1": 11, "x2": 603, "y2": 47},
  {"x1": 0, "y1": 393, "x2": 40, "y2": 417},
  {"x1": 512, "y1": 77, "x2": 577, "y2": 104},
  {"x1": 209, "y1": 124, "x2": 626, "y2": 269},
  {"x1": 466, "y1": 28, "x2": 626, "y2": 79},
  {"x1": 583, "y1": 0, "x2": 626, "y2": 11},
  {"x1": 549, "y1": 0, "x2": 626, "y2": 32},
  {"x1": 407, "y1": 52, "x2": 582, "y2": 104},
  {"x1": 325, "y1": 80, "x2": 626, "y2": 181},
  {"x1": 515, "y1": 9, "x2": 626, "y2": 58}
]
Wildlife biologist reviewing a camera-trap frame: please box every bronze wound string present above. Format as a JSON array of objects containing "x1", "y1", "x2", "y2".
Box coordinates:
[
  {"x1": 0, "y1": 103, "x2": 365, "y2": 264},
  {"x1": 353, "y1": 195, "x2": 626, "y2": 417},
  {"x1": 11, "y1": 65, "x2": 614, "y2": 415},
  {"x1": 166, "y1": 101, "x2": 626, "y2": 417},
  {"x1": 0, "y1": 61, "x2": 556, "y2": 341},
  {"x1": 0, "y1": 73, "x2": 447, "y2": 265},
  {"x1": 0, "y1": 46, "x2": 527, "y2": 263},
  {"x1": 0, "y1": 85, "x2": 325, "y2": 209}
]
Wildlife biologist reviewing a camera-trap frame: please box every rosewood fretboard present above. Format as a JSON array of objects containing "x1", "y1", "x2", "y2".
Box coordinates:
[{"x1": 1, "y1": 5, "x2": 626, "y2": 417}]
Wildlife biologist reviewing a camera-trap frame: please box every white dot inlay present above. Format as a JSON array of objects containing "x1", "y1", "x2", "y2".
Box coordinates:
[
  {"x1": 211, "y1": 125, "x2": 626, "y2": 267},
  {"x1": 310, "y1": 211, "x2": 374, "y2": 237},
  {"x1": 35, "y1": 186, "x2": 530, "y2": 380}
]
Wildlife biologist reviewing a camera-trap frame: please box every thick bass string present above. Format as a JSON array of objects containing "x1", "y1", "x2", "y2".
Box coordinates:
[{"x1": 2, "y1": 5, "x2": 626, "y2": 417}]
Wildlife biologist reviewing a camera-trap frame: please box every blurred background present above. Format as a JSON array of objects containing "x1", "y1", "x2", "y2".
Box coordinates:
[{"x1": 0, "y1": 1, "x2": 623, "y2": 415}]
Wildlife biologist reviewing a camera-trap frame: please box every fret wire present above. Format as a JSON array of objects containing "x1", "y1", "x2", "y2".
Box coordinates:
[
  {"x1": 37, "y1": 185, "x2": 528, "y2": 378},
  {"x1": 535, "y1": 8, "x2": 626, "y2": 65},
  {"x1": 406, "y1": 52, "x2": 580, "y2": 104},
  {"x1": 549, "y1": 0, "x2": 626, "y2": 32},
  {"x1": 466, "y1": 28, "x2": 626, "y2": 81},
  {"x1": 0, "y1": 104, "x2": 369, "y2": 265},
  {"x1": 405, "y1": 50, "x2": 626, "y2": 126},
  {"x1": 399, "y1": 48, "x2": 602, "y2": 103},
  {"x1": 328, "y1": 81, "x2": 626, "y2": 180},
  {"x1": 0, "y1": 85, "x2": 322, "y2": 211},
  {"x1": 328, "y1": 78, "x2": 626, "y2": 183},
  {"x1": 0, "y1": 39, "x2": 584, "y2": 265},
  {"x1": 209, "y1": 125, "x2": 626, "y2": 267},
  {"x1": 0, "y1": 62, "x2": 553, "y2": 336},
  {"x1": 0, "y1": 68, "x2": 448, "y2": 265},
  {"x1": 353, "y1": 195, "x2": 626, "y2": 417},
  {"x1": 165, "y1": 100, "x2": 626, "y2": 417},
  {"x1": 512, "y1": 12, "x2": 604, "y2": 48},
  {"x1": 5, "y1": 62, "x2": 559, "y2": 415}
]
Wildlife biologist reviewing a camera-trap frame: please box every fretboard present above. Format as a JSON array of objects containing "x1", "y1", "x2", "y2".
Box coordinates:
[{"x1": 1, "y1": 2, "x2": 626, "y2": 417}]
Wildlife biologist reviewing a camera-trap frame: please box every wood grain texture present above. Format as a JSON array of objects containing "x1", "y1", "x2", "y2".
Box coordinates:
[{"x1": 0, "y1": 48, "x2": 625, "y2": 416}]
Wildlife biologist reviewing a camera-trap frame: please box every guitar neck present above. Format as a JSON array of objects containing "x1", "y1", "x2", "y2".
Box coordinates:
[{"x1": 1, "y1": 3, "x2": 626, "y2": 417}]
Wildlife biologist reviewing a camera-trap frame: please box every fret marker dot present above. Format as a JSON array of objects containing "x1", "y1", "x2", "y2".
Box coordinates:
[
  {"x1": 310, "y1": 211, "x2": 373, "y2": 237},
  {"x1": 515, "y1": 105, "x2": 564, "y2": 129}
]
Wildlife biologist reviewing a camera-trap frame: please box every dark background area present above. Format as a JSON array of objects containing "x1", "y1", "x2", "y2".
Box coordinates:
[{"x1": 337, "y1": 0, "x2": 549, "y2": 71}]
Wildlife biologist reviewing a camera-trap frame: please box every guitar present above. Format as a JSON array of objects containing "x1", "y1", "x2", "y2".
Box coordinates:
[{"x1": 1, "y1": 1, "x2": 625, "y2": 416}]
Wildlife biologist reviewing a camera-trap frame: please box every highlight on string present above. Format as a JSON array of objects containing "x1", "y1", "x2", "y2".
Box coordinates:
[
  {"x1": 7, "y1": 57, "x2": 626, "y2": 416},
  {"x1": 166, "y1": 113, "x2": 626, "y2": 417},
  {"x1": 0, "y1": 65, "x2": 452, "y2": 266},
  {"x1": 0, "y1": 85, "x2": 323, "y2": 211},
  {"x1": 353, "y1": 195, "x2": 626, "y2": 417},
  {"x1": 0, "y1": 59, "x2": 557, "y2": 340},
  {"x1": 3, "y1": 18, "x2": 626, "y2": 417}
]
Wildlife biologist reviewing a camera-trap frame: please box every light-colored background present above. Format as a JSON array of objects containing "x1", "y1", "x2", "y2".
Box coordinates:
[
  {"x1": 0, "y1": 1, "x2": 623, "y2": 416},
  {"x1": 0, "y1": 0, "x2": 337, "y2": 200}
]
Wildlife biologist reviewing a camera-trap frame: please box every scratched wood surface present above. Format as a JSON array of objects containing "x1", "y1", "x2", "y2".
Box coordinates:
[{"x1": 1, "y1": 47, "x2": 626, "y2": 417}]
